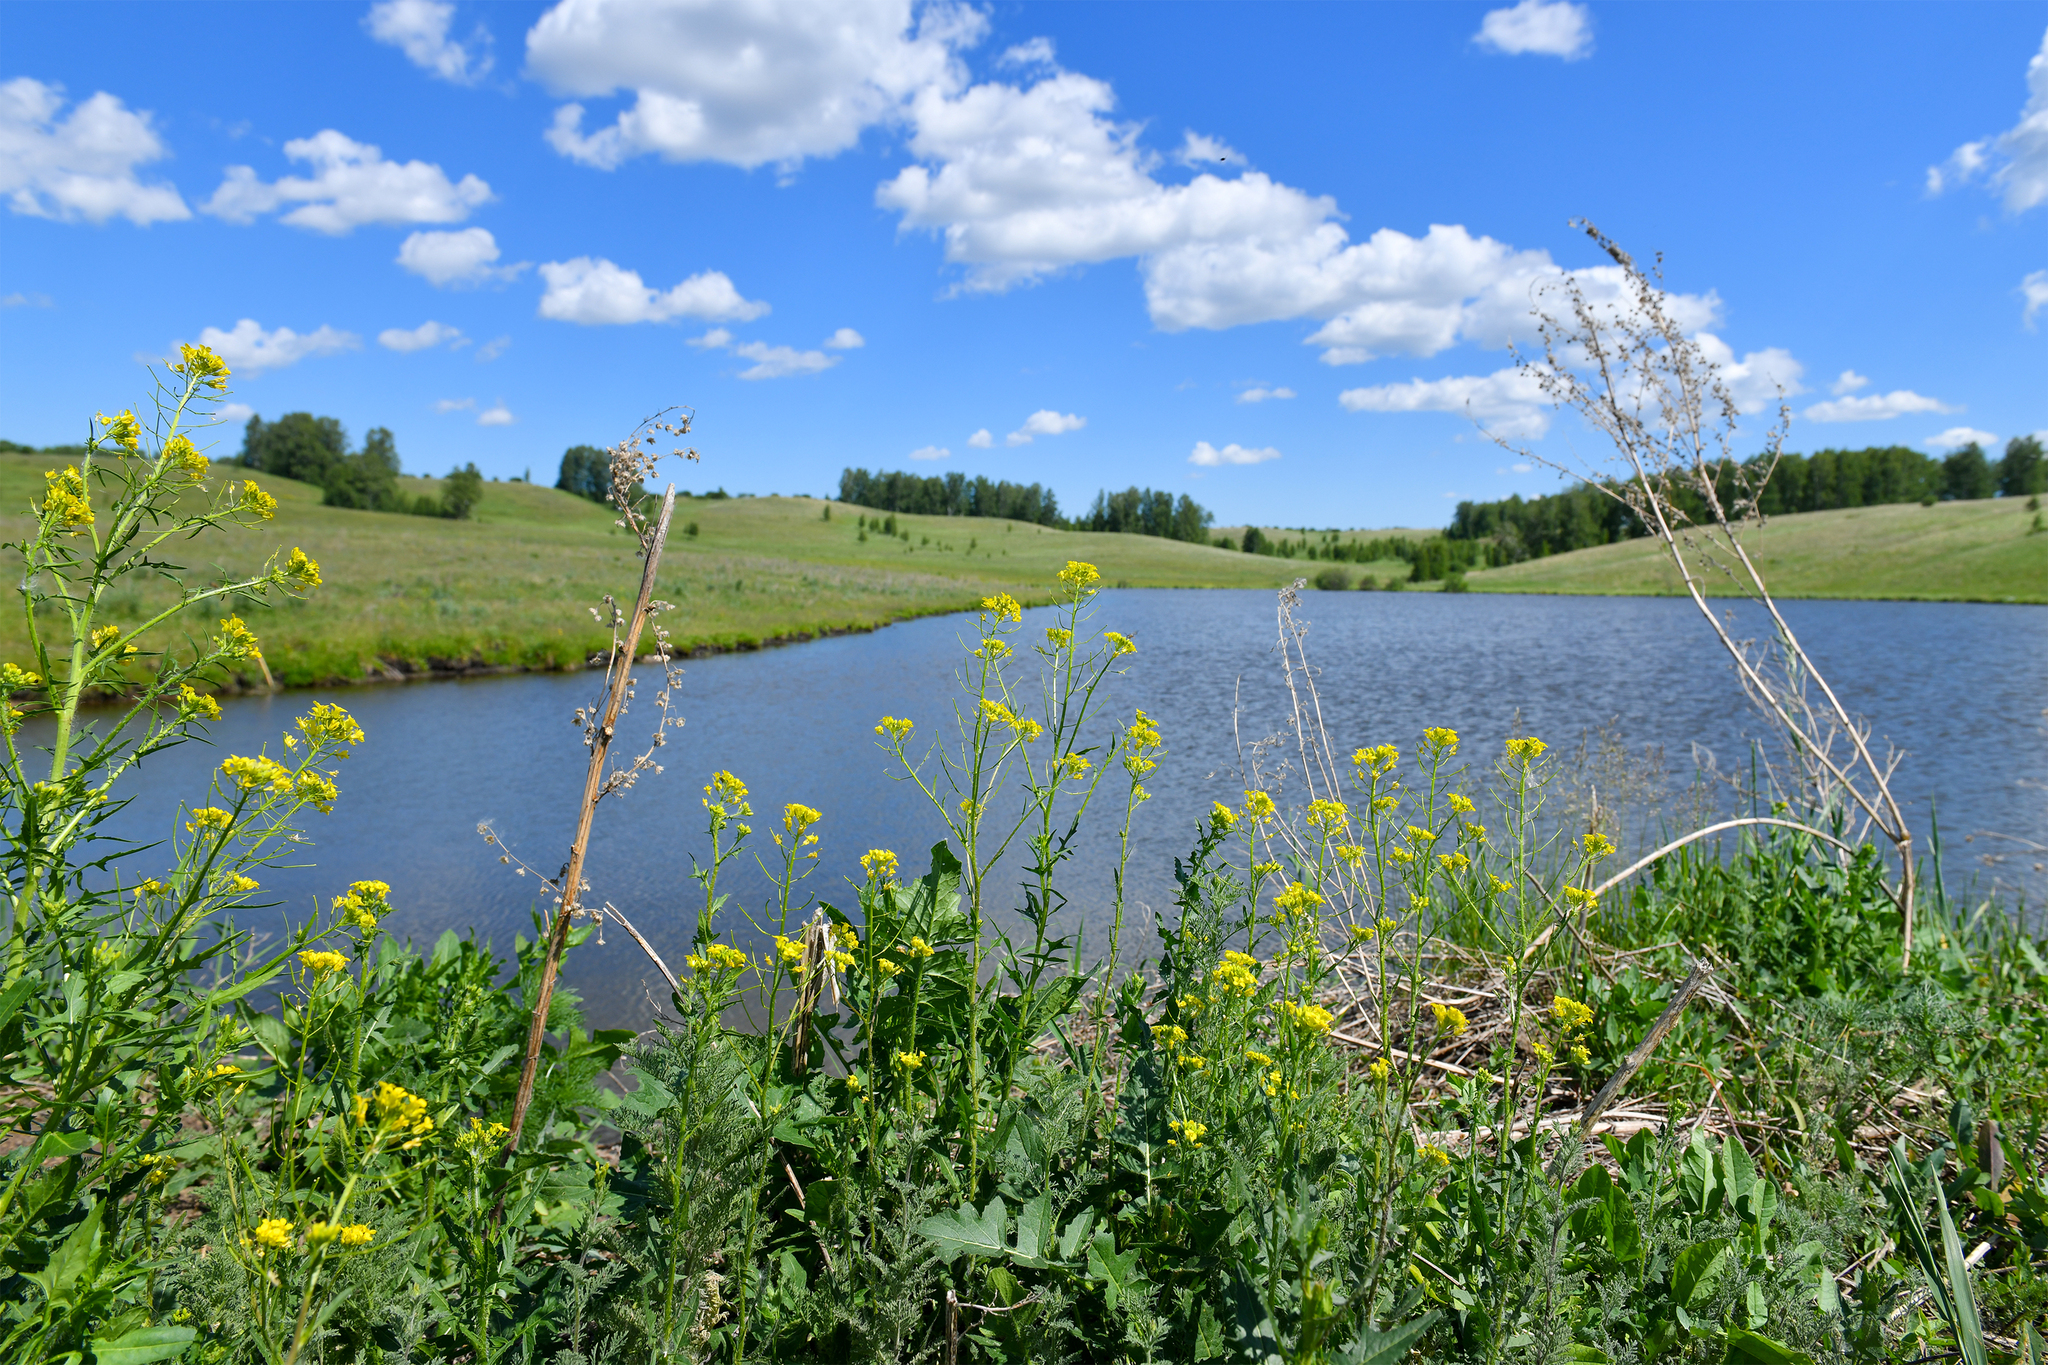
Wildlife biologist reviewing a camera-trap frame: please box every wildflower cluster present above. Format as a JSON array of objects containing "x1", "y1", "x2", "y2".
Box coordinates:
[{"x1": 334, "y1": 880, "x2": 391, "y2": 932}]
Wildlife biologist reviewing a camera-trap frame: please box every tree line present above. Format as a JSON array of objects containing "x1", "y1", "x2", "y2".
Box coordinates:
[
  {"x1": 237, "y1": 413, "x2": 484, "y2": 519},
  {"x1": 1445, "y1": 437, "x2": 2045, "y2": 563},
  {"x1": 836, "y1": 467, "x2": 1064, "y2": 526}
]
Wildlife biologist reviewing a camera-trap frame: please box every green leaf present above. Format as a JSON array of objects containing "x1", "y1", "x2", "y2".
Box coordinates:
[
  {"x1": 1056, "y1": 1208, "x2": 1096, "y2": 1261},
  {"x1": 1935, "y1": 1174, "x2": 1989, "y2": 1365},
  {"x1": 916, "y1": 1197, "x2": 1007, "y2": 1262},
  {"x1": 1724, "y1": 1326, "x2": 1815, "y2": 1365},
  {"x1": 1194, "y1": 1300, "x2": 1226, "y2": 1360},
  {"x1": 0, "y1": 975, "x2": 39, "y2": 1030},
  {"x1": 90, "y1": 1324, "x2": 198, "y2": 1365},
  {"x1": 246, "y1": 1011, "x2": 291, "y2": 1064},
  {"x1": 1334, "y1": 1312, "x2": 1438, "y2": 1365},
  {"x1": 39, "y1": 1202, "x2": 104, "y2": 1308},
  {"x1": 1672, "y1": 1238, "x2": 1730, "y2": 1308},
  {"x1": 1012, "y1": 1192, "x2": 1051, "y2": 1265},
  {"x1": 1086, "y1": 1228, "x2": 1143, "y2": 1311}
]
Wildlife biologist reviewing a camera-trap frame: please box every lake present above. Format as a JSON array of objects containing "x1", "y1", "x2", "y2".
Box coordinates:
[{"x1": 48, "y1": 590, "x2": 2048, "y2": 1032}]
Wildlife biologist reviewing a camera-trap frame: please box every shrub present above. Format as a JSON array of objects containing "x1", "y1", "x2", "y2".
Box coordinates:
[{"x1": 1312, "y1": 566, "x2": 1351, "y2": 591}]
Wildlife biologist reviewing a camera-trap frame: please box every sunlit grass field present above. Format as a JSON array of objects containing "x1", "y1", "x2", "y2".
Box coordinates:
[
  {"x1": 0, "y1": 458, "x2": 1296, "y2": 685},
  {"x1": 1461, "y1": 497, "x2": 2047, "y2": 603}
]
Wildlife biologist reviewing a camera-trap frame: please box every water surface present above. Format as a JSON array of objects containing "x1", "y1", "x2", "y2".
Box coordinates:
[{"x1": 53, "y1": 591, "x2": 2048, "y2": 1031}]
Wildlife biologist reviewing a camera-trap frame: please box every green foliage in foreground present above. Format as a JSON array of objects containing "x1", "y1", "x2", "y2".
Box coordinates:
[{"x1": 3, "y1": 366, "x2": 2045, "y2": 1364}]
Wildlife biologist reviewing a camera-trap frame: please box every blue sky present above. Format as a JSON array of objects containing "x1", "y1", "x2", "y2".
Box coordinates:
[{"x1": 3, "y1": 1, "x2": 2043, "y2": 529}]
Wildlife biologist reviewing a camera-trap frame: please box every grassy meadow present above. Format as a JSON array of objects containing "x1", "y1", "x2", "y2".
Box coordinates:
[
  {"x1": 0, "y1": 457, "x2": 1295, "y2": 687},
  {"x1": 1460, "y1": 498, "x2": 2047, "y2": 603}
]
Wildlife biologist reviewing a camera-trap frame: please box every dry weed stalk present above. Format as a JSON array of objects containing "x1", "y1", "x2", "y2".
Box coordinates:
[
  {"x1": 503, "y1": 410, "x2": 696, "y2": 1145},
  {"x1": 1497, "y1": 221, "x2": 1918, "y2": 965}
]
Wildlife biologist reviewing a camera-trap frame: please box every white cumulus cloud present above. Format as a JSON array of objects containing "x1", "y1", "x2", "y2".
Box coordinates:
[
  {"x1": 379, "y1": 320, "x2": 465, "y2": 351},
  {"x1": 193, "y1": 319, "x2": 361, "y2": 374},
  {"x1": 687, "y1": 326, "x2": 733, "y2": 349},
  {"x1": 1802, "y1": 389, "x2": 1955, "y2": 422},
  {"x1": 1189, "y1": 441, "x2": 1280, "y2": 467},
  {"x1": 1923, "y1": 426, "x2": 1999, "y2": 452},
  {"x1": 435, "y1": 397, "x2": 475, "y2": 412},
  {"x1": 366, "y1": 0, "x2": 494, "y2": 84},
  {"x1": 397, "y1": 227, "x2": 526, "y2": 286},
  {"x1": 0, "y1": 78, "x2": 190, "y2": 225},
  {"x1": 909, "y1": 444, "x2": 950, "y2": 461},
  {"x1": 1174, "y1": 130, "x2": 1245, "y2": 170},
  {"x1": 209, "y1": 402, "x2": 256, "y2": 427},
  {"x1": 1339, "y1": 367, "x2": 1552, "y2": 438},
  {"x1": 966, "y1": 428, "x2": 992, "y2": 448},
  {"x1": 1237, "y1": 386, "x2": 1295, "y2": 403},
  {"x1": 823, "y1": 327, "x2": 865, "y2": 348},
  {"x1": 1831, "y1": 369, "x2": 1869, "y2": 395},
  {"x1": 537, "y1": 257, "x2": 768, "y2": 324},
  {"x1": 475, "y1": 335, "x2": 509, "y2": 361},
  {"x1": 526, "y1": 0, "x2": 984, "y2": 171},
  {"x1": 2024, "y1": 269, "x2": 2048, "y2": 328},
  {"x1": 477, "y1": 401, "x2": 515, "y2": 426},
  {"x1": 203, "y1": 130, "x2": 492, "y2": 233},
  {"x1": 1693, "y1": 333, "x2": 1806, "y2": 413},
  {"x1": 1926, "y1": 27, "x2": 2048, "y2": 212},
  {"x1": 733, "y1": 340, "x2": 838, "y2": 379},
  {"x1": 1474, "y1": 0, "x2": 1593, "y2": 59},
  {"x1": 1005, "y1": 409, "x2": 1085, "y2": 446}
]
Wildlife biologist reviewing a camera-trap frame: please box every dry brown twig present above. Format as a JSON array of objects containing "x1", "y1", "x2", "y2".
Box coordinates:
[
  {"x1": 1494, "y1": 221, "x2": 1918, "y2": 965},
  {"x1": 497, "y1": 409, "x2": 698, "y2": 1147}
]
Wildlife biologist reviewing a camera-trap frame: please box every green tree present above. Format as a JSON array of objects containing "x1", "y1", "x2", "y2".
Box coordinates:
[
  {"x1": 556, "y1": 444, "x2": 610, "y2": 502},
  {"x1": 1242, "y1": 525, "x2": 1267, "y2": 554},
  {"x1": 1941, "y1": 442, "x2": 1996, "y2": 501},
  {"x1": 1998, "y1": 434, "x2": 2045, "y2": 497},
  {"x1": 240, "y1": 412, "x2": 347, "y2": 484},
  {"x1": 321, "y1": 425, "x2": 402, "y2": 510},
  {"x1": 440, "y1": 462, "x2": 484, "y2": 520}
]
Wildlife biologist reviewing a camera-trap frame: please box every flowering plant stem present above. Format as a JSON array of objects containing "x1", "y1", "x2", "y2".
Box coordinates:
[{"x1": 504, "y1": 486, "x2": 676, "y2": 1149}]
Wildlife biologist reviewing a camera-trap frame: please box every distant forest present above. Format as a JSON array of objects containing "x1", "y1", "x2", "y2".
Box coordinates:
[
  {"x1": 837, "y1": 467, "x2": 1217, "y2": 543},
  {"x1": 1445, "y1": 438, "x2": 2044, "y2": 565}
]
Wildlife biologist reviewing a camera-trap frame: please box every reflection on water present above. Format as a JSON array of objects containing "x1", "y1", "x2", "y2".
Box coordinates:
[{"x1": 40, "y1": 590, "x2": 2048, "y2": 1031}]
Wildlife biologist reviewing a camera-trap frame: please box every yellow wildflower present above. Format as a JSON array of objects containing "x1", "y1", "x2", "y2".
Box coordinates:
[
  {"x1": 1353, "y1": 744, "x2": 1399, "y2": 773},
  {"x1": 783, "y1": 802, "x2": 822, "y2": 835},
  {"x1": 222, "y1": 754, "x2": 292, "y2": 793},
  {"x1": 338, "y1": 1224, "x2": 374, "y2": 1246},
  {"x1": 1437, "y1": 851, "x2": 1470, "y2": 873},
  {"x1": 1549, "y1": 995, "x2": 1594, "y2": 1032},
  {"x1": 1421, "y1": 726, "x2": 1459, "y2": 754},
  {"x1": 1504, "y1": 736, "x2": 1548, "y2": 764},
  {"x1": 980, "y1": 697, "x2": 1042, "y2": 741},
  {"x1": 1246, "y1": 1048, "x2": 1275, "y2": 1067},
  {"x1": 282, "y1": 547, "x2": 322, "y2": 589},
  {"x1": 1368, "y1": 1058, "x2": 1391, "y2": 1082},
  {"x1": 0, "y1": 663, "x2": 40, "y2": 690},
  {"x1": 1429, "y1": 1002, "x2": 1468, "y2": 1038},
  {"x1": 1055, "y1": 560, "x2": 1101, "y2": 594},
  {"x1": 370, "y1": 1081, "x2": 432, "y2": 1137},
  {"x1": 98, "y1": 409, "x2": 142, "y2": 454},
  {"x1": 1448, "y1": 793, "x2": 1475, "y2": 814},
  {"x1": 1371, "y1": 795, "x2": 1399, "y2": 813},
  {"x1": 1044, "y1": 626, "x2": 1073, "y2": 650},
  {"x1": 237, "y1": 482, "x2": 278, "y2": 519},
  {"x1": 1581, "y1": 831, "x2": 1616, "y2": 861},
  {"x1": 226, "y1": 873, "x2": 259, "y2": 893},
  {"x1": 456, "y1": 1117, "x2": 511, "y2": 1153},
  {"x1": 1570, "y1": 1044, "x2": 1591, "y2": 1066},
  {"x1": 1212, "y1": 960, "x2": 1258, "y2": 998},
  {"x1": 706, "y1": 770, "x2": 750, "y2": 809},
  {"x1": 1276, "y1": 999, "x2": 1334, "y2": 1035},
  {"x1": 875, "y1": 957, "x2": 902, "y2": 976},
  {"x1": 1562, "y1": 885, "x2": 1599, "y2": 908},
  {"x1": 975, "y1": 638, "x2": 1012, "y2": 661},
  {"x1": 1488, "y1": 875, "x2": 1513, "y2": 895},
  {"x1": 334, "y1": 880, "x2": 389, "y2": 931},
  {"x1": 164, "y1": 434, "x2": 208, "y2": 481},
  {"x1": 1250, "y1": 860, "x2": 1281, "y2": 878},
  {"x1": 1243, "y1": 791, "x2": 1277, "y2": 821},
  {"x1": 294, "y1": 770, "x2": 339, "y2": 813},
  {"x1": 1532, "y1": 1041, "x2": 1554, "y2": 1065},
  {"x1": 1306, "y1": 799, "x2": 1348, "y2": 832},
  {"x1": 860, "y1": 848, "x2": 899, "y2": 883},
  {"x1": 1419, "y1": 1143, "x2": 1452, "y2": 1168},
  {"x1": 170, "y1": 341, "x2": 232, "y2": 390},
  {"x1": 135, "y1": 877, "x2": 168, "y2": 897},
  {"x1": 210, "y1": 1062, "x2": 241, "y2": 1079},
  {"x1": 1273, "y1": 882, "x2": 1325, "y2": 919},
  {"x1": 1103, "y1": 630, "x2": 1137, "y2": 656},
  {"x1": 1462, "y1": 822, "x2": 1487, "y2": 843},
  {"x1": 300, "y1": 950, "x2": 348, "y2": 975},
  {"x1": 875, "y1": 716, "x2": 914, "y2": 743},
  {"x1": 1388, "y1": 847, "x2": 1415, "y2": 865},
  {"x1": 1210, "y1": 801, "x2": 1239, "y2": 832},
  {"x1": 306, "y1": 1221, "x2": 342, "y2": 1247},
  {"x1": 894, "y1": 1049, "x2": 926, "y2": 1070},
  {"x1": 1346, "y1": 921, "x2": 1376, "y2": 945},
  {"x1": 186, "y1": 806, "x2": 233, "y2": 833},
  {"x1": 980, "y1": 592, "x2": 1022, "y2": 622},
  {"x1": 774, "y1": 936, "x2": 806, "y2": 969},
  {"x1": 90, "y1": 624, "x2": 121, "y2": 652},
  {"x1": 213, "y1": 615, "x2": 260, "y2": 660},
  {"x1": 1167, "y1": 1119, "x2": 1207, "y2": 1148},
  {"x1": 1377, "y1": 915, "x2": 1397, "y2": 933},
  {"x1": 1405, "y1": 824, "x2": 1433, "y2": 845},
  {"x1": 1151, "y1": 1024, "x2": 1188, "y2": 1049},
  {"x1": 1058, "y1": 752, "x2": 1091, "y2": 781},
  {"x1": 253, "y1": 1218, "x2": 294, "y2": 1251},
  {"x1": 178, "y1": 685, "x2": 221, "y2": 721},
  {"x1": 1334, "y1": 842, "x2": 1366, "y2": 865},
  {"x1": 42, "y1": 466, "x2": 93, "y2": 531},
  {"x1": 1126, "y1": 708, "x2": 1161, "y2": 749}
]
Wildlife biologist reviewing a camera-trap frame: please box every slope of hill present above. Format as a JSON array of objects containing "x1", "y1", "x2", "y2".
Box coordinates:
[
  {"x1": 1460, "y1": 497, "x2": 2046, "y2": 603},
  {"x1": 0, "y1": 459, "x2": 1297, "y2": 686}
]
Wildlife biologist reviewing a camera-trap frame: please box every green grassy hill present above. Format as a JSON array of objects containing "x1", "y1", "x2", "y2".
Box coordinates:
[
  {"x1": 0, "y1": 458, "x2": 1297, "y2": 686},
  {"x1": 1459, "y1": 497, "x2": 2046, "y2": 603}
]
